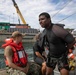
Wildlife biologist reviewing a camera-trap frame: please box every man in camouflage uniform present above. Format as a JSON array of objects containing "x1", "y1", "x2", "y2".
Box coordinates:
[
  {"x1": 2, "y1": 31, "x2": 29, "y2": 75},
  {"x1": 6, "y1": 62, "x2": 41, "y2": 75},
  {"x1": 6, "y1": 67, "x2": 27, "y2": 75}
]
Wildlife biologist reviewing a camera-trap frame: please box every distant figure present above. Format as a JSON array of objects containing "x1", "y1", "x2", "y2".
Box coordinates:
[
  {"x1": 38, "y1": 12, "x2": 75, "y2": 75},
  {"x1": 2, "y1": 31, "x2": 29, "y2": 75},
  {"x1": 68, "y1": 47, "x2": 76, "y2": 71},
  {"x1": 68, "y1": 47, "x2": 75, "y2": 60},
  {"x1": 33, "y1": 33, "x2": 47, "y2": 75},
  {"x1": 73, "y1": 42, "x2": 76, "y2": 56}
]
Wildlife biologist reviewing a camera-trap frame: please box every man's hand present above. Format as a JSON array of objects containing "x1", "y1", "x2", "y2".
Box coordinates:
[{"x1": 21, "y1": 63, "x2": 29, "y2": 74}]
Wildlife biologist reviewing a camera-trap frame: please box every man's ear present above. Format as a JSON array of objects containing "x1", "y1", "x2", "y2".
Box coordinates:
[{"x1": 48, "y1": 18, "x2": 51, "y2": 23}]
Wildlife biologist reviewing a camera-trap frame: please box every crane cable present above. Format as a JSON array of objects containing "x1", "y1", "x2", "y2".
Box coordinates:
[{"x1": 52, "y1": 0, "x2": 72, "y2": 18}]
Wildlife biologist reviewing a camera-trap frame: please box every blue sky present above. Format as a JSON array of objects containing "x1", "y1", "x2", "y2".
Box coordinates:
[{"x1": 0, "y1": 0, "x2": 76, "y2": 31}]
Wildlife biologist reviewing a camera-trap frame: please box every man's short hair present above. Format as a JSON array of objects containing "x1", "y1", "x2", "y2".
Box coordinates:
[
  {"x1": 12, "y1": 31, "x2": 22, "y2": 38},
  {"x1": 39, "y1": 12, "x2": 51, "y2": 19}
]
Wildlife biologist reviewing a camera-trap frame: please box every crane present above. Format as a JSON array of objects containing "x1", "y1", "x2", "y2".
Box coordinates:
[{"x1": 12, "y1": 0, "x2": 26, "y2": 24}]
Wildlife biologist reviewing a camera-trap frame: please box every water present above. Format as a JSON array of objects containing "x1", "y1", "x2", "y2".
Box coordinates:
[{"x1": 0, "y1": 42, "x2": 35, "y2": 68}]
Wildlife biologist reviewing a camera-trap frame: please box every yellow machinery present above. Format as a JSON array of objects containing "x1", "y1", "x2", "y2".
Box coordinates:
[{"x1": 12, "y1": 0, "x2": 26, "y2": 24}]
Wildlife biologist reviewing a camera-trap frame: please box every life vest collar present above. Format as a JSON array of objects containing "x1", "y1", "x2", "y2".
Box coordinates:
[{"x1": 2, "y1": 38, "x2": 23, "y2": 50}]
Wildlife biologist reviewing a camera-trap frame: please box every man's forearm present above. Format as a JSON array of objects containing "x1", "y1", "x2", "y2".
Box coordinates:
[
  {"x1": 37, "y1": 54, "x2": 44, "y2": 60},
  {"x1": 8, "y1": 61, "x2": 29, "y2": 74},
  {"x1": 35, "y1": 52, "x2": 45, "y2": 60},
  {"x1": 8, "y1": 62, "x2": 23, "y2": 71}
]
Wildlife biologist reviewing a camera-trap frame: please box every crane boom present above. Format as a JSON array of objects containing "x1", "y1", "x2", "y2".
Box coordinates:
[{"x1": 12, "y1": 0, "x2": 26, "y2": 24}]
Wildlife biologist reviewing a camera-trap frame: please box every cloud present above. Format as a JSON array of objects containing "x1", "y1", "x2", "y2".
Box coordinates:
[
  {"x1": 0, "y1": 0, "x2": 76, "y2": 30},
  {"x1": 60, "y1": 1, "x2": 76, "y2": 16}
]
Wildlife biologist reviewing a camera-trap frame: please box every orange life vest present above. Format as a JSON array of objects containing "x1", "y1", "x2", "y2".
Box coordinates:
[{"x1": 2, "y1": 38, "x2": 28, "y2": 67}]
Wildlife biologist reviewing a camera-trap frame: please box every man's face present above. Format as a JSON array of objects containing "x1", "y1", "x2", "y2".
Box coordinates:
[
  {"x1": 16, "y1": 36, "x2": 22, "y2": 43},
  {"x1": 39, "y1": 15, "x2": 50, "y2": 28}
]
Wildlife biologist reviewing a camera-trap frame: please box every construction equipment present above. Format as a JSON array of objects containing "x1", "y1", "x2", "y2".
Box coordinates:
[{"x1": 12, "y1": 0, "x2": 26, "y2": 24}]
